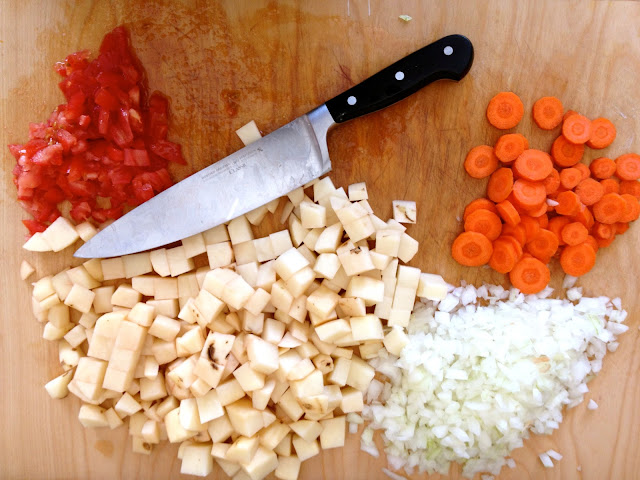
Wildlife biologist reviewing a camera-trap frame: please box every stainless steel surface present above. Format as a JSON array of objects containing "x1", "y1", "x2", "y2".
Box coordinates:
[{"x1": 75, "y1": 105, "x2": 335, "y2": 258}]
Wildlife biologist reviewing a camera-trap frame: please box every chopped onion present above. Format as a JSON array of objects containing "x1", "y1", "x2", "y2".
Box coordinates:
[
  {"x1": 382, "y1": 468, "x2": 407, "y2": 480},
  {"x1": 546, "y1": 449, "x2": 563, "y2": 461},
  {"x1": 539, "y1": 453, "x2": 554, "y2": 468},
  {"x1": 587, "y1": 399, "x2": 598, "y2": 410}
]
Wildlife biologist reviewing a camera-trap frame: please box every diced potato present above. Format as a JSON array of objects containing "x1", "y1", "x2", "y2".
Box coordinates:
[
  {"x1": 340, "y1": 387, "x2": 364, "y2": 413},
  {"x1": 328, "y1": 357, "x2": 351, "y2": 387},
  {"x1": 274, "y1": 433, "x2": 292, "y2": 457},
  {"x1": 288, "y1": 215, "x2": 309, "y2": 248},
  {"x1": 181, "y1": 232, "x2": 206, "y2": 258},
  {"x1": 111, "y1": 285, "x2": 142, "y2": 308},
  {"x1": 345, "y1": 276, "x2": 384, "y2": 305},
  {"x1": 236, "y1": 119, "x2": 262, "y2": 145},
  {"x1": 349, "y1": 314, "x2": 384, "y2": 342},
  {"x1": 146, "y1": 299, "x2": 179, "y2": 318},
  {"x1": 392, "y1": 199, "x2": 417, "y2": 224},
  {"x1": 64, "y1": 324, "x2": 87, "y2": 348},
  {"x1": 208, "y1": 413, "x2": 235, "y2": 443},
  {"x1": 226, "y1": 398, "x2": 264, "y2": 437},
  {"x1": 141, "y1": 419, "x2": 161, "y2": 444},
  {"x1": 50, "y1": 270, "x2": 73, "y2": 301},
  {"x1": 195, "y1": 389, "x2": 224, "y2": 423},
  {"x1": 313, "y1": 177, "x2": 336, "y2": 202},
  {"x1": 78, "y1": 404, "x2": 109, "y2": 428},
  {"x1": 306, "y1": 285, "x2": 340, "y2": 321},
  {"x1": 338, "y1": 243, "x2": 374, "y2": 276},
  {"x1": 290, "y1": 420, "x2": 323, "y2": 442},
  {"x1": 247, "y1": 204, "x2": 269, "y2": 226},
  {"x1": 254, "y1": 236, "x2": 275, "y2": 263},
  {"x1": 127, "y1": 302, "x2": 155, "y2": 328},
  {"x1": 152, "y1": 339, "x2": 178, "y2": 365},
  {"x1": 359, "y1": 341, "x2": 383, "y2": 359},
  {"x1": 165, "y1": 408, "x2": 197, "y2": 443},
  {"x1": 207, "y1": 241, "x2": 235, "y2": 269},
  {"x1": 23, "y1": 232, "x2": 51, "y2": 252},
  {"x1": 233, "y1": 363, "x2": 265, "y2": 392},
  {"x1": 346, "y1": 355, "x2": 375, "y2": 391},
  {"x1": 270, "y1": 230, "x2": 294, "y2": 257},
  {"x1": 44, "y1": 370, "x2": 75, "y2": 399},
  {"x1": 149, "y1": 248, "x2": 171, "y2": 277},
  {"x1": 39, "y1": 293, "x2": 61, "y2": 311},
  {"x1": 92, "y1": 286, "x2": 115, "y2": 314},
  {"x1": 375, "y1": 229, "x2": 402, "y2": 257},
  {"x1": 41, "y1": 216, "x2": 79, "y2": 252},
  {"x1": 252, "y1": 378, "x2": 276, "y2": 411},
  {"x1": 245, "y1": 334, "x2": 279, "y2": 374},
  {"x1": 222, "y1": 276, "x2": 254, "y2": 310},
  {"x1": 101, "y1": 257, "x2": 126, "y2": 281},
  {"x1": 180, "y1": 442, "x2": 214, "y2": 477},
  {"x1": 105, "y1": 408, "x2": 124, "y2": 429},
  {"x1": 228, "y1": 215, "x2": 254, "y2": 245},
  {"x1": 398, "y1": 232, "x2": 419, "y2": 263},
  {"x1": 203, "y1": 224, "x2": 230, "y2": 245},
  {"x1": 20, "y1": 260, "x2": 35, "y2": 280},
  {"x1": 32, "y1": 276, "x2": 55, "y2": 301},
  {"x1": 314, "y1": 319, "x2": 350, "y2": 343},
  {"x1": 291, "y1": 435, "x2": 319, "y2": 461},
  {"x1": 336, "y1": 297, "x2": 366, "y2": 318},
  {"x1": 417, "y1": 272, "x2": 449, "y2": 300},
  {"x1": 241, "y1": 446, "x2": 278, "y2": 480},
  {"x1": 348, "y1": 182, "x2": 368, "y2": 201},
  {"x1": 300, "y1": 201, "x2": 326, "y2": 229},
  {"x1": 176, "y1": 327, "x2": 206, "y2": 357},
  {"x1": 319, "y1": 416, "x2": 346, "y2": 449},
  {"x1": 64, "y1": 284, "x2": 95, "y2": 313},
  {"x1": 122, "y1": 252, "x2": 153, "y2": 278},
  {"x1": 179, "y1": 398, "x2": 207, "y2": 432},
  {"x1": 226, "y1": 435, "x2": 260, "y2": 464},
  {"x1": 149, "y1": 315, "x2": 180, "y2": 342},
  {"x1": 178, "y1": 272, "x2": 199, "y2": 299},
  {"x1": 194, "y1": 289, "x2": 225, "y2": 325},
  {"x1": 74, "y1": 221, "x2": 97, "y2": 241},
  {"x1": 383, "y1": 326, "x2": 410, "y2": 356},
  {"x1": 275, "y1": 455, "x2": 301, "y2": 480},
  {"x1": 313, "y1": 253, "x2": 340, "y2": 280}
]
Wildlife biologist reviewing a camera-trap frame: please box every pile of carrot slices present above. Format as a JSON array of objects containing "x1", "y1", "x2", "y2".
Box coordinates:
[{"x1": 453, "y1": 93, "x2": 640, "y2": 294}]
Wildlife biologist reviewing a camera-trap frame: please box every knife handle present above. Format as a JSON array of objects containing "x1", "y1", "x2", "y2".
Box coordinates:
[{"x1": 325, "y1": 34, "x2": 473, "y2": 123}]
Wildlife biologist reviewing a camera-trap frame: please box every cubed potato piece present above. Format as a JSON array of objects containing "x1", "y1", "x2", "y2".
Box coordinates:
[
  {"x1": 105, "y1": 408, "x2": 124, "y2": 429},
  {"x1": 202, "y1": 268, "x2": 236, "y2": 298},
  {"x1": 236, "y1": 119, "x2": 262, "y2": 145},
  {"x1": 417, "y1": 273, "x2": 449, "y2": 300},
  {"x1": 64, "y1": 324, "x2": 87, "y2": 348},
  {"x1": 259, "y1": 421, "x2": 291, "y2": 450},
  {"x1": 194, "y1": 389, "x2": 224, "y2": 423},
  {"x1": 41, "y1": 216, "x2": 79, "y2": 252},
  {"x1": 275, "y1": 455, "x2": 301, "y2": 480},
  {"x1": 42, "y1": 321, "x2": 71, "y2": 341},
  {"x1": 143, "y1": 356, "x2": 159, "y2": 380},
  {"x1": 180, "y1": 442, "x2": 214, "y2": 477},
  {"x1": 181, "y1": 232, "x2": 206, "y2": 258},
  {"x1": 127, "y1": 302, "x2": 155, "y2": 327},
  {"x1": 82, "y1": 258, "x2": 103, "y2": 282},
  {"x1": 23, "y1": 232, "x2": 52, "y2": 252},
  {"x1": 150, "y1": 248, "x2": 171, "y2": 277},
  {"x1": 44, "y1": 370, "x2": 75, "y2": 399},
  {"x1": 67, "y1": 265, "x2": 101, "y2": 289},
  {"x1": 314, "y1": 319, "x2": 350, "y2": 344},
  {"x1": 78, "y1": 311, "x2": 99, "y2": 329},
  {"x1": 287, "y1": 186, "x2": 305, "y2": 206},
  {"x1": 300, "y1": 201, "x2": 326, "y2": 229},
  {"x1": 392, "y1": 199, "x2": 417, "y2": 224},
  {"x1": 92, "y1": 286, "x2": 114, "y2": 314},
  {"x1": 313, "y1": 223, "x2": 342, "y2": 254},
  {"x1": 146, "y1": 299, "x2": 179, "y2": 318},
  {"x1": 312, "y1": 354, "x2": 334, "y2": 375},
  {"x1": 149, "y1": 315, "x2": 180, "y2": 341},
  {"x1": 178, "y1": 272, "x2": 199, "y2": 299},
  {"x1": 340, "y1": 387, "x2": 363, "y2": 413},
  {"x1": 302, "y1": 228, "x2": 323, "y2": 251},
  {"x1": 75, "y1": 221, "x2": 98, "y2": 242},
  {"x1": 39, "y1": 293, "x2": 61, "y2": 311},
  {"x1": 176, "y1": 327, "x2": 206, "y2": 357},
  {"x1": 288, "y1": 214, "x2": 309, "y2": 248},
  {"x1": 233, "y1": 363, "x2": 265, "y2": 392},
  {"x1": 313, "y1": 177, "x2": 336, "y2": 202},
  {"x1": 241, "y1": 446, "x2": 278, "y2": 480},
  {"x1": 247, "y1": 204, "x2": 269, "y2": 226},
  {"x1": 306, "y1": 285, "x2": 340, "y2": 320},
  {"x1": 343, "y1": 215, "x2": 375, "y2": 243},
  {"x1": 179, "y1": 398, "x2": 207, "y2": 432},
  {"x1": 228, "y1": 215, "x2": 254, "y2": 245},
  {"x1": 370, "y1": 251, "x2": 391, "y2": 271},
  {"x1": 194, "y1": 289, "x2": 225, "y2": 325},
  {"x1": 207, "y1": 241, "x2": 235, "y2": 269},
  {"x1": 347, "y1": 182, "x2": 368, "y2": 201},
  {"x1": 274, "y1": 248, "x2": 309, "y2": 282},
  {"x1": 252, "y1": 378, "x2": 276, "y2": 411},
  {"x1": 270, "y1": 280, "x2": 293, "y2": 313},
  {"x1": 32, "y1": 275, "x2": 56, "y2": 301},
  {"x1": 167, "y1": 246, "x2": 195, "y2": 277},
  {"x1": 122, "y1": 252, "x2": 153, "y2": 278},
  {"x1": 50, "y1": 270, "x2": 72, "y2": 301},
  {"x1": 151, "y1": 339, "x2": 178, "y2": 365},
  {"x1": 274, "y1": 433, "x2": 292, "y2": 457},
  {"x1": 78, "y1": 404, "x2": 109, "y2": 428},
  {"x1": 291, "y1": 435, "x2": 319, "y2": 462},
  {"x1": 346, "y1": 355, "x2": 375, "y2": 392},
  {"x1": 65, "y1": 284, "x2": 96, "y2": 313},
  {"x1": 202, "y1": 224, "x2": 229, "y2": 245},
  {"x1": 335, "y1": 202, "x2": 368, "y2": 225},
  {"x1": 226, "y1": 398, "x2": 264, "y2": 437},
  {"x1": 47, "y1": 303, "x2": 70, "y2": 329},
  {"x1": 313, "y1": 253, "x2": 340, "y2": 280},
  {"x1": 222, "y1": 276, "x2": 254, "y2": 310},
  {"x1": 216, "y1": 379, "x2": 245, "y2": 408},
  {"x1": 278, "y1": 389, "x2": 304, "y2": 422},
  {"x1": 246, "y1": 335, "x2": 279, "y2": 374},
  {"x1": 164, "y1": 407, "x2": 197, "y2": 443},
  {"x1": 290, "y1": 420, "x2": 323, "y2": 442},
  {"x1": 319, "y1": 416, "x2": 345, "y2": 449},
  {"x1": 227, "y1": 435, "x2": 260, "y2": 465},
  {"x1": 284, "y1": 267, "x2": 315, "y2": 299},
  {"x1": 375, "y1": 229, "x2": 402, "y2": 257},
  {"x1": 345, "y1": 276, "x2": 384, "y2": 305},
  {"x1": 270, "y1": 230, "x2": 294, "y2": 257},
  {"x1": 101, "y1": 257, "x2": 126, "y2": 281},
  {"x1": 141, "y1": 419, "x2": 161, "y2": 444},
  {"x1": 338, "y1": 244, "x2": 374, "y2": 276},
  {"x1": 349, "y1": 314, "x2": 384, "y2": 342},
  {"x1": 254, "y1": 236, "x2": 275, "y2": 262},
  {"x1": 130, "y1": 275, "x2": 156, "y2": 296},
  {"x1": 328, "y1": 357, "x2": 351, "y2": 387},
  {"x1": 290, "y1": 369, "x2": 323, "y2": 399},
  {"x1": 383, "y1": 327, "x2": 409, "y2": 356},
  {"x1": 398, "y1": 232, "x2": 419, "y2": 263},
  {"x1": 336, "y1": 297, "x2": 366, "y2": 318}
]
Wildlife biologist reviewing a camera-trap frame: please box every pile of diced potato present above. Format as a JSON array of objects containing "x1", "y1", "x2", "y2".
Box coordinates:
[{"x1": 26, "y1": 175, "x2": 448, "y2": 480}]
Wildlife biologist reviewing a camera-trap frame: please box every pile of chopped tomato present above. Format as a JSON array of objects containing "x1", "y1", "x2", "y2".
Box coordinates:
[{"x1": 8, "y1": 26, "x2": 186, "y2": 235}]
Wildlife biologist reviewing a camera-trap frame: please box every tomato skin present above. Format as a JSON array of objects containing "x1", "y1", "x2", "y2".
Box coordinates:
[{"x1": 9, "y1": 25, "x2": 185, "y2": 235}]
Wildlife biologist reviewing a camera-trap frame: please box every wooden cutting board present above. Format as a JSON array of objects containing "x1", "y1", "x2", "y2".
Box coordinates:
[{"x1": 1, "y1": 1, "x2": 639, "y2": 479}]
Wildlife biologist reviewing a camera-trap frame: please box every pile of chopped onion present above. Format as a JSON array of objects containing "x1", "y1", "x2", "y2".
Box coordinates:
[{"x1": 361, "y1": 282, "x2": 628, "y2": 478}]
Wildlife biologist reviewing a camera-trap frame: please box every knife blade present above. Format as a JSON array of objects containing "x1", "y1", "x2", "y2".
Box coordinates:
[{"x1": 75, "y1": 34, "x2": 473, "y2": 258}]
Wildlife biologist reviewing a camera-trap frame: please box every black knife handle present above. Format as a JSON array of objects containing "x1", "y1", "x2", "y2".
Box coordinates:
[{"x1": 325, "y1": 34, "x2": 474, "y2": 123}]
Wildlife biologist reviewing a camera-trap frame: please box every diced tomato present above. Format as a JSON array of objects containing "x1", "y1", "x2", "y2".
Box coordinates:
[
  {"x1": 109, "y1": 108, "x2": 134, "y2": 148},
  {"x1": 22, "y1": 219, "x2": 48, "y2": 235},
  {"x1": 70, "y1": 201, "x2": 92, "y2": 223},
  {"x1": 149, "y1": 140, "x2": 186, "y2": 165},
  {"x1": 124, "y1": 148, "x2": 150, "y2": 166},
  {"x1": 31, "y1": 144, "x2": 64, "y2": 166}
]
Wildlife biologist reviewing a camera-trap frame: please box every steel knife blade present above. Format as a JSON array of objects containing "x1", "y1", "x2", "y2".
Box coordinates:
[{"x1": 75, "y1": 34, "x2": 473, "y2": 258}]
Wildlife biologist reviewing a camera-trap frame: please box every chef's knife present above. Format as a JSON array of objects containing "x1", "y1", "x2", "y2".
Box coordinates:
[{"x1": 75, "y1": 34, "x2": 473, "y2": 258}]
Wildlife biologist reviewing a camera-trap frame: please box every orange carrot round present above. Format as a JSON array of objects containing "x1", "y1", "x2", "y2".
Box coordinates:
[
  {"x1": 537, "y1": 213, "x2": 549, "y2": 229},
  {"x1": 563, "y1": 110, "x2": 578, "y2": 122},
  {"x1": 595, "y1": 235, "x2": 615, "y2": 248},
  {"x1": 496, "y1": 200, "x2": 521, "y2": 226},
  {"x1": 551, "y1": 135, "x2": 584, "y2": 167},
  {"x1": 464, "y1": 209, "x2": 503, "y2": 241},
  {"x1": 509, "y1": 256, "x2": 550, "y2": 294},
  {"x1": 489, "y1": 238, "x2": 520, "y2": 274},
  {"x1": 584, "y1": 235, "x2": 599, "y2": 253},
  {"x1": 451, "y1": 231, "x2": 493, "y2": 266},
  {"x1": 593, "y1": 222, "x2": 615, "y2": 240},
  {"x1": 615, "y1": 222, "x2": 630, "y2": 234},
  {"x1": 532, "y1": 96, "x2": 564, "y2": 130},
  {"x1": 520, "y1": 215, "x2": 541, "y2": 240},
  {"x1": 619, "y1": 193, "x2": 640, "y2": 222},
  {"x1": 592, "y1": 192, "x2": 626, "y2": 224},
  {"x1": 561, "y1": 222, "x2": 588, "y2": 246},
  {"x1": 562, "y1": 114, "x2": 592, "y2": 144},
  {"x1": 559, "y1": 167, "x2": 582, "y2": 189},
  {"x1": 619, "y1": 180, "x2": 640, "y2": 198},
  {"x1": 486, "y1": 92, "x2": 524, "y2": 129},
  {"x1": 600, "y1": 178, "x2": 620, "y2": 194},
  {"x1": 464, "y1": 145, "x2": 499, "y2": 179},
  {"x1": 512, "y1": 179, "x2": 546, "y2": 208},
  {"x1": 514, "y1": 149, "x2": 554, "y2": 181},
  {"x1": 589, "y1": 157, "x2": 616, "y2": 179},
  {"x1": 501, "y1": 223, "x2": 527, "y2": 246},
  {"x1": 487, "y1": 167, "x2": 514, "y2": 203},
  {"x1": 548, "y1": 216, "x2": 571, "y2": 246},
  {"x1": 526, "y1": 201, "x2": 549, "y2": 218},
  {"x1": 543, "y1": 169, "x2": 561, "y2": 195},
  {"x1": 573, "y1": 205, "x2": 595, "y2": 230},
  {"x1": 615, "y1": 153, "x2": 640, "y2": 180},
  {"x1": 586, "y1": 117, "x2": 616, "y2": 149},
  {"x1": 575, "y1": 163, "x2": 590, "y2": 180},
  {"x1": 463, "y1": 198, "x2": 499, "y2": 221},
  {"x1": 560, "y1": 243, "x2": 597, "y2": 276},
  {"x1": 525, "y1": 228, "x2": 559, "y2": 263},
  {"x1": 555, "y1": 190, "x2": 582, "y2": 216},
  {"x1": 494, "y1": 133, "x2": 527, "y2": 163},
  {"x1": 498, "y1": 234, "x2": 524, "y2": 258},
  {"x1": 575, "y1": 178, "x2": 604, "y2": 206}
]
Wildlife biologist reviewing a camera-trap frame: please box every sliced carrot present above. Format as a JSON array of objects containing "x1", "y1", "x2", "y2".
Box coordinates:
[
  {"x1": 573, "y1": 205, "x2": 595, "y2": 229},
  {"x1": 464, "y1": 145, "x2": 499, "y2": 179},
  {"x1": 586, "y1": 118, "x2": 616, "y2": 149},
  {"x1": 595, "y1": 235, "x2": 615, "y2": 248},
  {"x1": 494, "y1": 133, "x2": 527, "y2": 163},
  {"x1": 589, "y1": 157, "x2": 616, "y2": 179},
  {"x1": 562, "y1": 114, "x2": 592, "y2": 144},
  {"x1": 575, "y1": 177, "x2": 604, "y2": 206},
  {"x1": 501, "y1": 223, "x2": 527, "y2": 246},
  {"x1": 560, "y1": 243, "x2": 597, "y2": 276},
  {"x1": 551, "y1": 135, "x2": 585, "y2": 167},
  {"x1": 593, "y1": 222, "x2": 615, "y2": 240},
  {"x1": 463, "y1": 198, "x2": 499, "y2": 221},
  {"x1": 615, "y1": 222, "x2": 630, "y2": 234},
  {"x1": 509, "y1": 256, "x2": 550, "y2": 294},
  {"x1": 619, "y1": 193, "x2": 640, "y2": 222},
  {"x1": 619, "y1": 180, "x2": 640, "y2": 198},
  {"x1": 537, "y1": 213, "x2": 549, "y2": 229},
  {"x1": 512, "y1": 179, "x2": 546, "y2": 208},
  {"x1": 519, "y1": 134, "x2": 530, "y2": 150},
  {"x1": 584, "y1": 235, "x2": 599, "y2": 253},
  {"x1": 559, "y1": 167, "x2": 582, "y2": 189},
  {"x1": 526, "y1": 228, "x2": 559, "y2": 263},
  {"x1": 520, "y1": 215, "x2": 541, "y2": 240},
  {"x1": 489, "y1": 238, "x2": 520, "y2": 274},
  {"x1": 563, "y1": 110, "x2": 578, "y2": 122},
  {"x1": 543, "y1": 169, "x2": 561, "y2": 195},
  {"x1": 532, "y1": 96, "x2": 564, "y2": 130},
  {"x1": 615, "y1": 153, "x2": 640, "y2": 180},
  {"x1": 497, "y1": 234, "x2": 524, "y2": 258},
  {"x1": 464, "y1": 209, "x2": 503, "y2": 241},
  {"x1": 513, "y1": 149, "x2": 554, "y2": 181},
  {"x1": 548, "y1": 216, "x2": 571, "y2": 246},
  {"x1": 486, "y1": 92, "x2": 524, "y2": 130},
  {"x1": 451, "y1": 231, "x2": 493, "y2": 266},
  {"x1": 555, "y1": 190, "x2": 582, "y2": 216},
  {"x1": 487, "y1": 167, "x2": 514, "y2": 203},
  {"x1": 592, "y1": 192, "x2": 626, "y2": 224},
  {"x1": 575, "y1": 163, "x2": 590, "y2": 180},
  {"x1": 526, "y1": 201, "x2": 549, "y2": 218},
  {"x1": 561, "y1": 222, "x2": 588, "y2": 246},
  {"x1": 496, "y1": 200, "x2": 521, "y2": 226},
  {"x1": 600, "y1": 178, "x2": 620, "y2": 194}
]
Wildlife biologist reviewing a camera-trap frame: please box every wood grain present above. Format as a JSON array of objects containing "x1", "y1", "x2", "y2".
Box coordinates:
[{"x1": 1, "y1": 1, "x2": 640, "y2": 479}]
